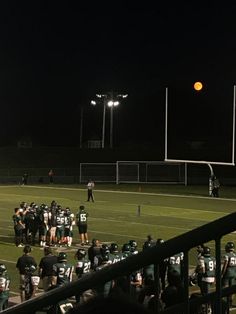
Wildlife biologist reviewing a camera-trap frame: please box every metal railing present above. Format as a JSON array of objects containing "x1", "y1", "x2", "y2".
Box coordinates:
[{"x1": 3, "y1": 212, "x2": 236, "y2": 314}]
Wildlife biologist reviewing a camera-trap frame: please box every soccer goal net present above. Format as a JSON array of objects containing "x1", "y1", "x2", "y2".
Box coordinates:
[
  {"x1": 80, "y1": 161, "x2": 187, "y2": 184},
  {"x1": 116, "y1": 161, "x2": 187, "y2": 184}
]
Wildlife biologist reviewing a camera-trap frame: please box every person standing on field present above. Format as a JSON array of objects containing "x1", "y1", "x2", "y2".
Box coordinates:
[
  {"x1": 38, "y1": 247, "x2": 58, "y2": 292},
  {"x1": 48, "y1": 169, "x2": 54, "y2": 184},
  {"x1": 76, "y1": 205, "x2": 89, "y2": 245},
  {"x1": 212, "y1": 176, "x2": 220, "y2": 197},
  {"x1": 87, "y1": 180, "x2": 95, "y2": 202},
  {"x1": 16, "y1": 245, "x2": 37, "y2": 302}
]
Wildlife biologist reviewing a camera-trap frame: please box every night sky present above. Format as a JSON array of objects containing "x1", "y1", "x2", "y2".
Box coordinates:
[{"x1": 0, "y1": 2, "x2": 236, "y2": 158}]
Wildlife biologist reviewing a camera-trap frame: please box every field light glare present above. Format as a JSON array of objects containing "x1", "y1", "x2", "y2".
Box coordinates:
[{"x1": 90, "y1": 100, "x2": 96, "y2": 105}]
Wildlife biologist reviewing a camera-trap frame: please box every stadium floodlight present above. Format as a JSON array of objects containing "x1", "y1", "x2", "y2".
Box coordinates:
[
  {"x1": 107, "y1": 100, "x2": 120, "y2": 107},
  {"x1": 117, "y1": 94, "x2": 128, "y2": 98},
  {"x1": 96, "y1": 94, "x2": 107, "y2": 98},
  {"x1": 91, "y1": 91, "x2": 128, "y2": 148}
]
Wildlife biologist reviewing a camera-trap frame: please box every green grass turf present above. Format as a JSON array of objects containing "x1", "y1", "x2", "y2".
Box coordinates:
[{"x1": 0, "y1": 183, "x2": 236, "y2": 298}]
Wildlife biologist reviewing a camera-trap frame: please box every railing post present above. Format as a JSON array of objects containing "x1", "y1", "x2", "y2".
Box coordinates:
[
  {"x1": 183, "y1": 251, "x2": 190, "y2": 313},
  {"x1": 154, "y1": 263, "x2": 161, "y2": 313},
  {"x1": 215, "y1": 237, "x2": 222, "y2": 314}
]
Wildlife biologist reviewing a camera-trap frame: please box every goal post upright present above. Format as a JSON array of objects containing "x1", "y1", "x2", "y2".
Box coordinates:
[
  {"x1": 164, "y1": 85, "x2": 236, "y2": 190},
  {"x1": 165, "y1": 87, "x2": 168, "y2": 161},
  {"x1": 232, "y1": 85, "x2": 236, "y2": 165}
]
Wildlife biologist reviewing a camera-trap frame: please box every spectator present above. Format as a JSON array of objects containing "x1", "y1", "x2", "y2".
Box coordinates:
[
  {"x1": 0, "y1": 264, "x2": 10, "y2": 311},
  {"x1": 38, "y1": 247, "x2": 58, "y2": 291},
  {"x1": 16, "y1": 245, "x2": 37, "y2": 302},
  {"x1": 161, "y1": 269, "x2": 185, "y2": 309},
  {"x1": 76, "y1": 205, "x2": 89, "y2": 245},
  {"x1": 87, "y1": 180, "x2": 95, "y2": 202},
  {"x1": 70, "y1": 294, "x2": 151, "y2": 314}
]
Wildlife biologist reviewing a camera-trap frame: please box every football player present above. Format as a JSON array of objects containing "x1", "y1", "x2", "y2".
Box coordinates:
[
  {"x1": 197, "y1": 246, "x2": 216, "y2": 295},
  {"x1": 167, "y1": 251, "x2": 184, "y2": 279},
  {"x1": 0, "y1": 264, "x2": 10, "y2": 311},
  {"x1": 222, "y1": 241, "x2": 236, "y2": 307},
  {"x1": 52, "y1": 252, "x2": 74, "y2": 286},
  {"x1": 64, "y1": 207, "x2": 74, "y2": 247},
  {"x1": 94, "y1": 254, "x2": 112, "y2": 297},
  {"x1": 109, "y1": 243, "x2": 122, "y2": 264},
  {"x1": 76, "y1": 205, "x2": 89, "y2": 245},
  {"x1": 94, "y1": 244, "x2": 112, "y2": 270},
  {"x1": 55, "y1": 206, "x2": 65, "y2": 246},
  {"x1": 38, "y1": 204, "x2": 50, "y2": 247},
  {"x1": 129, "y1": 240, "x2": 139, "y2": 255},
  {"x1": 121, "y1": 243, "x2": 131, "y2": 260},
  {"x1": 75, "y1": 249, "x2": 92, "y2": 303}
]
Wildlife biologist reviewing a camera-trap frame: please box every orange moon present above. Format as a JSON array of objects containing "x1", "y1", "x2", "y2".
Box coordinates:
[{"x1": 194, "y1": 81, "x2": 203, "y2": 91}]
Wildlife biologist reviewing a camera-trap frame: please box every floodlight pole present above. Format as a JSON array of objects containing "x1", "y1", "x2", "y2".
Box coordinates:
[
  {"x1": 102, "y1": 99, "x2": 106, "y2": 149},
  {"x1": 79, "y1": 106, "x2": 83, "y2": 148},
  {"x1": 110, "y1": 105, "x2": 114, "y2": 149}
]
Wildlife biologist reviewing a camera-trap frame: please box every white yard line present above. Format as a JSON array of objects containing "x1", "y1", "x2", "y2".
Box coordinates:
[{"x1": 6, "y1": 184, "x2": 236, "y2": 202}]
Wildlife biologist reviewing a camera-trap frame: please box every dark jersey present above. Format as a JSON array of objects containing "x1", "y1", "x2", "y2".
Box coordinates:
[
  {"x1": 0, "y1": 273, "x2": 10, "y2": 298},
  {"x1": 222, "y1": 252, "x2": 236, "y2": 279},
  {"x1": 110, "y1": 252, "x2": 122, "y2": 264},
  {"x1": 94, "y1": 254, "x2": 112, "y2": 270},
  {"x1": 95, "y1": 263, "x2": 112, "y2": 297},
  {"x1": 75, "y1": 258, "x2": 91, "y2": 278},
  {"x1": 143, "y1": 263, "x2": 155, "y2": 282},
  {"x1": 52, "y1": 262, "x2": 74, "y2": 286},
  {"x1": 76, "y1": 210, "x2": 88, "y2": 226},
  {"x1": 16, "y1": 255, "x2": 37, "y2": 275},
  {"x1": 39, "y1": 255, "x2": 58, "y2": 278},
  {"x1": 198, "y1": 256, "x2": 216, "y2": 282},
  {"x1": 88, "y1": 246, "x2": 101, "y2": 269},
  {"x1": 167, "y1": 252, "x2": 184, "y2": 274}
]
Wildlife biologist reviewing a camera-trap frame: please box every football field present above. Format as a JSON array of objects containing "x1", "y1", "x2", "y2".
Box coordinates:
[{"x1": 1, "y1": 183, "x2": 236, "y2": 299}]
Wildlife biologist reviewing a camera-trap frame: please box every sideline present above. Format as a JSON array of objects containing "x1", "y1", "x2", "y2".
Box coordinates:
[{"x1": 4, "y1": 184, "x2": 236, "y2": 202}]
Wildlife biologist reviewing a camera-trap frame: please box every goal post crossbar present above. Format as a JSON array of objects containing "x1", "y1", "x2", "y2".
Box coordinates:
[{"x1": 165, "y1": 158, "x2": 235, "y2": 166}]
